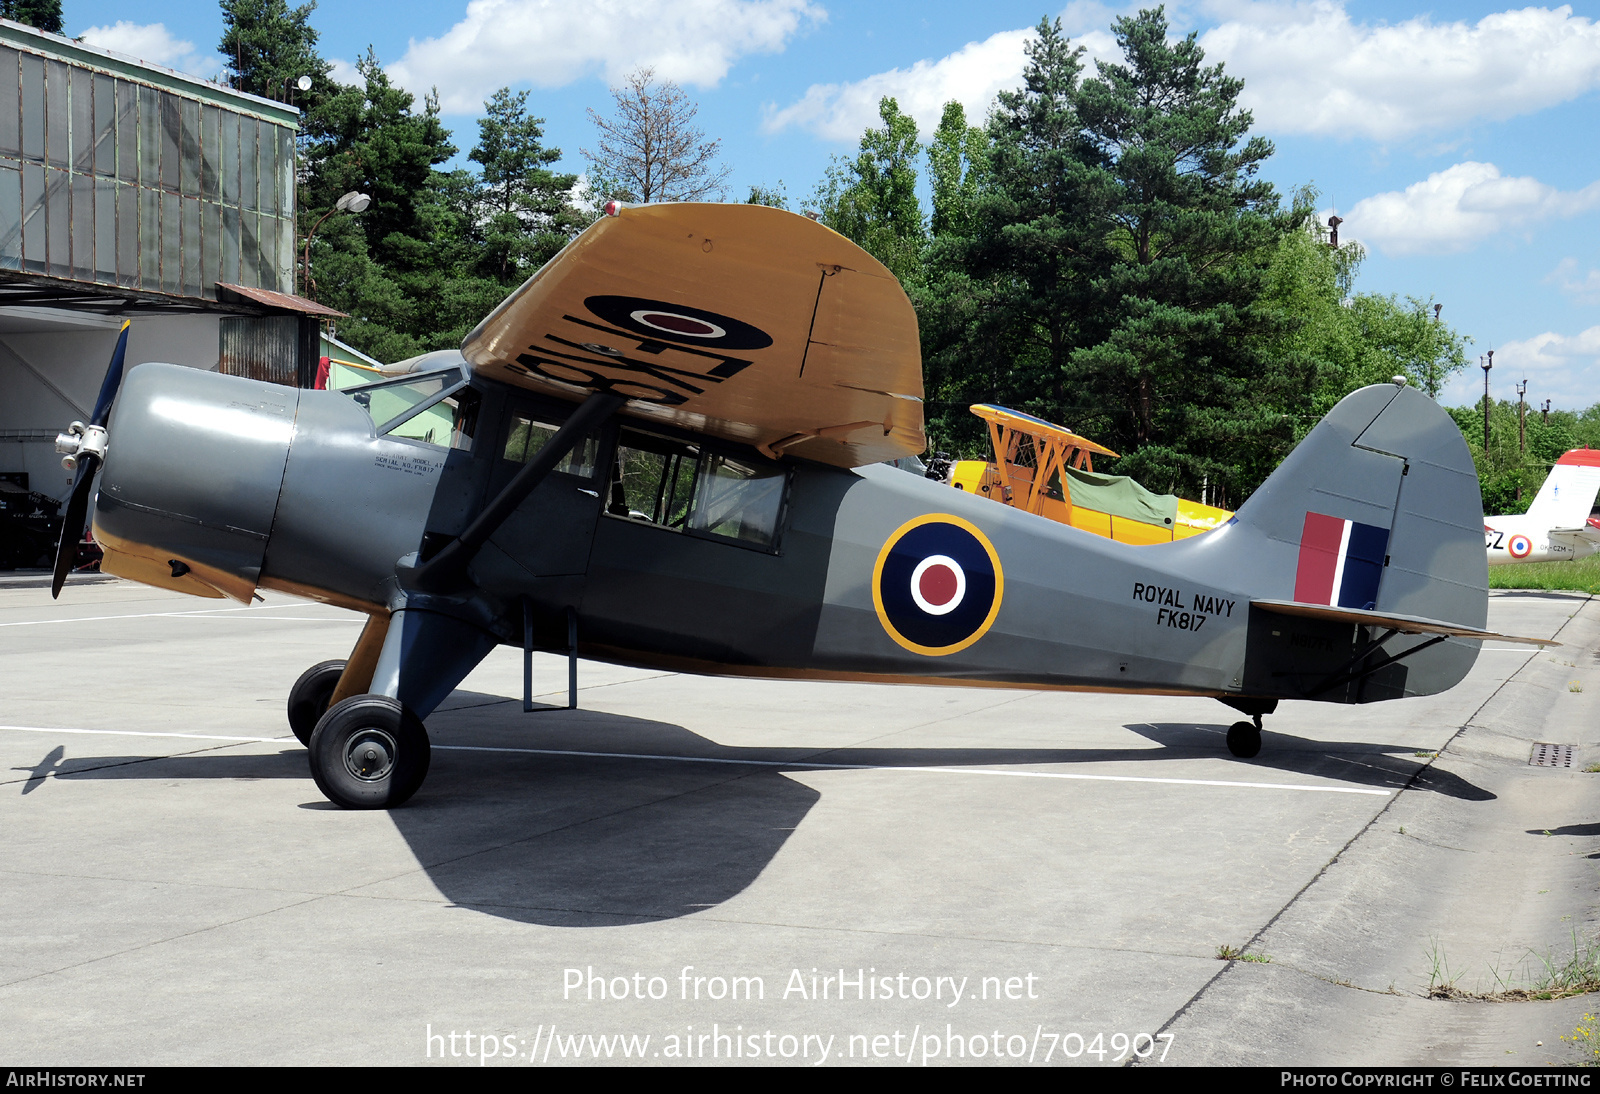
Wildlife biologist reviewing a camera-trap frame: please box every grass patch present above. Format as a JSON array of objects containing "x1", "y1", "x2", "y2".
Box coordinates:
[
  {"x1": 1216, "y1": 944, "x2": 1271, "y2": 963},
  {"x1": 1490, "y1": 556, "x2": 1600, "y2": 593},
  {"x1": 1430, "y1": 932, "x2": 1600, "y2": 1002},
  {"x1": 1563, "y1": 1013, "x2": 1600, "y2": 1065}
]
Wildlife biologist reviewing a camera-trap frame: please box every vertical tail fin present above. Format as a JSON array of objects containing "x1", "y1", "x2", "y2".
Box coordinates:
[
  {"x1": 1523, "y1": 449, "x2": 1600, "y2": 530},
  {"x1": 1182, "y1": 382, "x2": 1487, "y2": 702}
]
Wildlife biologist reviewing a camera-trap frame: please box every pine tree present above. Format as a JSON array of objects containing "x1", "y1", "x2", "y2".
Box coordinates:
[
  {"x1": 301, "y1": 52, "x2": 460, "y2": 359},
  {"x1": 916, "y1": 18, "x2": 1101, "y2": 455},
  {"x1": 218, "y1": 0, "x2": 328, "y2": 100},
  {"x1": 469, "y1": 87, "x2": 582, "y2": 284},
  {"x1": 1067, "y1": 7, "x2": 1297, "y2": 504},
  {"x1": 3, "y1": 1, "x2": 62, "y2": 35}
]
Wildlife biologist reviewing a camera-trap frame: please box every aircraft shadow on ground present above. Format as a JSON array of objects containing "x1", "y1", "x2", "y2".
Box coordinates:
[
  {"x1": 1524, "y1": 823, "x2": 1600, "y2": 857},
  {"x1": 11, "y1": 691, "x2": 1491, "y2": 926},
  {"x1": 1126, "y1": 722, "x2": 1495, "y2": 801}
]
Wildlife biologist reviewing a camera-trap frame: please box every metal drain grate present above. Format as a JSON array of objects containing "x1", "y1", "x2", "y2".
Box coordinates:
[{"x1": 1530, "y1": 743, "x2": 1575, "y2": 768}]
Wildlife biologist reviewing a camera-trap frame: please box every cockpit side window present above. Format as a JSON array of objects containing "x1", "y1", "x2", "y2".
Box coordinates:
[
  {"x1": 690, "y1": 453, "x2": 785, "y2": 548},
  {"x1": 610, "y1": 430, "x2": 699, "y2": 526},
  {"x1": 503, "y1": 414, "x2": 600, "y2": 478},
  {"x1": 606, "y1": 427, "x2": 787, "y2": 551}
]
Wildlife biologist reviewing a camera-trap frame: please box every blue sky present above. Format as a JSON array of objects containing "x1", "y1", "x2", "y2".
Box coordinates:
[{"x1": 65, "y1": 0, "x2": 1600, "y2": 411}]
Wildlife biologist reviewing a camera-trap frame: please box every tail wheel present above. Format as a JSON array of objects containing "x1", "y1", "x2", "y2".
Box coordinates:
[
  {"x1": 307, "y1": 695, "x2": 430, "y2": 809},
  {"x1": 1226, "y1": 720, "x2": 1262, "y2": 759},
  {"x1": 287, "y1": 659, "x2": 348, "y2": 746}
]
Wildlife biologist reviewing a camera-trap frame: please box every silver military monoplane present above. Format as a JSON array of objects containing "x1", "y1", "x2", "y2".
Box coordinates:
[{"x1": 49, "y1": 203, "x2": 1543, "y2": 809}]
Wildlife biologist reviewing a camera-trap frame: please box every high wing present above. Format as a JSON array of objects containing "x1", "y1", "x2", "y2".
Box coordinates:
[{"x1": 459, "y1": 202, "x2": 925, "y2": 469}]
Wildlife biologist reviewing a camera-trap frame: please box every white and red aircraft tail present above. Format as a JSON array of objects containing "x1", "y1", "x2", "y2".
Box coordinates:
[{"x1": 1485, "y1": 448, "x2": 1600, "y2": 565}]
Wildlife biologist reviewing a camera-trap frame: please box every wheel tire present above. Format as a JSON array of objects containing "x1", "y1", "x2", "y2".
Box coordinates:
[
  {"x1": 307, "y1": 695, "x2": 430, "y2": 809},
  {"x1": 1226, "y1": 720, "x2": 1262, "y2": 759},
  {"x1": 287, "y1": 659, "x2": 348, "y2": 747}
]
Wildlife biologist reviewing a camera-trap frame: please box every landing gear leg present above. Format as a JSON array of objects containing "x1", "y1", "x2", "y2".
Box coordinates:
[
  {"x1": 287, "y1": 614, "x2": 392, "y2": 747},
  {"x1": 1226, "y1": 715, "x2": 1263, "y2": 759}
]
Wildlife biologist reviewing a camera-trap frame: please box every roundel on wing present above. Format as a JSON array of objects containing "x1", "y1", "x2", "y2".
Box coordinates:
[
  {"x1": 872, "y1": 515, "x2": 1004, "y2": 656},
  {"x1": 1509, "y1": 534, "x2": 1533, "y2": 559},
  {"x1": 584, "y1": 295, "x2": 773, "y2": 351}
]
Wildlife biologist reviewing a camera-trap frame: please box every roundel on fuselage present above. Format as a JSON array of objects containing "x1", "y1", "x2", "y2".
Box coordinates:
[
  {"x1": 1509, "y1": 534, "x2": 1533, "y2": 559},
  {"x1": 872, "y1": 515, "x2": 1004, "y2": 656}
]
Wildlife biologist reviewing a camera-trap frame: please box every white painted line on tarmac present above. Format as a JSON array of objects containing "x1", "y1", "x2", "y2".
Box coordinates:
[
  {"x1": 0, "y1": 606, "x2": 353, "y2": 627},
  {"x1": 432, "y1": 744, "x2": 1394, "y2": 796},
  {"x1": 0, "y1": 726, "x2": 1393, "y2": 796},
  {"x1": 0, "y1": 725, "x2": 289, "y2": 743}
]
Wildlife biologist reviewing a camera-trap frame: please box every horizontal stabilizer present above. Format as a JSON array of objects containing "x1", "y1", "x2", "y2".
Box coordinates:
[
  {"x1": 1252, "y1": 599, "x2": 1555, "y2": 647},
  {"x1": 1550, "y1": 527, "x2": 1600, "y2": 547}
]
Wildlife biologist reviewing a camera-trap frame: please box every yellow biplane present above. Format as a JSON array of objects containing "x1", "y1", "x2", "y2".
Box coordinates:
[{"x1": 948, "y1": 404, "x2": 1232, "y2": 545}]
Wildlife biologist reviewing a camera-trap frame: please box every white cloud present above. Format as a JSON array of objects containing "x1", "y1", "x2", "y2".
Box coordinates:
[
  {"x1": 378, "y1": 0, "x2": 824, "y2": 114},
  {"x1": 78, "y1": 22, "x2": 221, "y2": 82},
  {"x1": 1199, "y1": 1, "x2": 1600, "y2": 140},
  {"x1": 761, "y1": 23, "x2": 1123, "y2": 142},
  {"x1": 765, "y1": 28, "x2": 1029, "y2": 142},
  {"x1": 1547, "y1": 257, "x2": 1600, "y2": 306},
  {"x1": 1343, "y1": 162, "x2": 1600, "y2": 256},
  {"x1": 1440, "y1": 326, "x2": 1600, "y2": 410},
  {"x1": 328, "y1": 58, "x2": 362, "y2": 87},
  {"x1": 769, "y1": 2, "x2": 1600, "y2": 145}
]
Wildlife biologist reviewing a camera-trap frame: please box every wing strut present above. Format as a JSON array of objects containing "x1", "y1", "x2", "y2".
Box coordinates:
[
  {"x1": 414, "y1": 391, "x2": 624, "y2": 591},
  {"x1": 1301, "y1": 628, "x2": 1447, "y2": 699}
]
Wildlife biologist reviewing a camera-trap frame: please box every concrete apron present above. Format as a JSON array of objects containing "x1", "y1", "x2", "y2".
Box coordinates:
[{"x1": 1158, "y1": 593, "x2": 1600, "y2": 1066}]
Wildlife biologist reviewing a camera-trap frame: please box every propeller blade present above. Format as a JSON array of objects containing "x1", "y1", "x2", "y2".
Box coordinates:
[
  {"x1": 51, "y1": 321, "x2": 130, "y2": 598},
  {"x1": 89, "y1": 321, "x2": 131, "y2": 428},
  {"x1": 50, "y1": 452, "x2": 98, "y2": 599}
]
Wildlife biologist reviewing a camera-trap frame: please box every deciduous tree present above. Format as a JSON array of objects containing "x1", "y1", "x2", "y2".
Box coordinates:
[
  {"x1": 584, "y1": 69, "x2": 729, "y2": 204},
  {"x1": 812, "y1": 97, "x2": 926, "y2": 285}
]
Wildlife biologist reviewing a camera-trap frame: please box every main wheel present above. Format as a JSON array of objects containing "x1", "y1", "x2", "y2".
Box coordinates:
[
  {"x1": 287, "y1": 659, "x2": 348, "y2": 746},
  {"x1": 307, "y1": 695, "x2": 430, "y2": 809},
  {"x1": 1226, "y1": 720, "x2": 1262, "y2": 759}
]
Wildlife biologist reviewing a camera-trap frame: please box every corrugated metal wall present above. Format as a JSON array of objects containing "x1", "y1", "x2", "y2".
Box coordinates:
[{"x1": 218, "y1": 314, "x2": 319, "y2": 387}]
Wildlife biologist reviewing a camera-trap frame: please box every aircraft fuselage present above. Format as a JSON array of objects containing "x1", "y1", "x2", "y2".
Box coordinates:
[{"x1": 95, "y1": 367, "x2": 1482, "y2": 717}]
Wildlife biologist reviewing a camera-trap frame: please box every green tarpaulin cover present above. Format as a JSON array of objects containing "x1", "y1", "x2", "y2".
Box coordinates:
[{"x1": 1058, "y1": 466, "x2": 1178, "y2": 528}]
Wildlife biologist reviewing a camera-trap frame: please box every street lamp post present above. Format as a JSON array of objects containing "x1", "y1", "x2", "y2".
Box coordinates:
[
  {"x1": 1481, "y1": 350, "x2": 1493, "y2": 453},
  {"x1": 301, "y1": 191, "x2": 371, "y2": 301},
  {"x1": 1430, "y1": 303, "x2": 1443, "y2": 398},
  {"x1": 1516, "y1": 378, "x2": 1527, "y2": 454},
  {"x1": 1515, "y1": 377, "x2": 1528, "y2": 503}
]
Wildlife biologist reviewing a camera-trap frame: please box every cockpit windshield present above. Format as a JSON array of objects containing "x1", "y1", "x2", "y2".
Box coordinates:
[{"x1": 337, "y1": 366, "x2": 478, "y2": 450}]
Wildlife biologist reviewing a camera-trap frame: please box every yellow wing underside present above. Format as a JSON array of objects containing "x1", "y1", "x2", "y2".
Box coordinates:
[{"x1": 460, "y1": 203, "x2": 926, "y2": 469}]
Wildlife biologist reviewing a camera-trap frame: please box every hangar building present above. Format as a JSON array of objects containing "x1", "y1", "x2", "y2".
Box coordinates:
[{"x1": 0, "y1": 18, "x2": 339, "y2": 564}]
